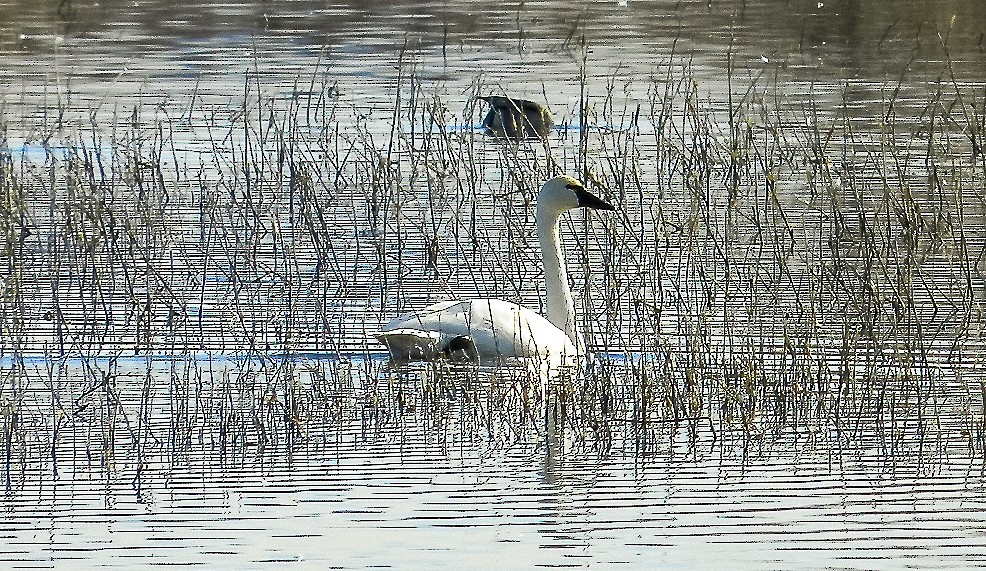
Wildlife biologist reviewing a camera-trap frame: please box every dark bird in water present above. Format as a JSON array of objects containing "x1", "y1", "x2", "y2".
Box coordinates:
[{"x1": 479, "y1": 96, "x2": 554, "y2": 139}]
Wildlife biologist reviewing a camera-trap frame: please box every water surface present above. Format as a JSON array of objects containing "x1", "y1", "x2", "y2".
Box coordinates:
[{"x1": 2, "y1": 1, "x2": 986, "y2": 569}]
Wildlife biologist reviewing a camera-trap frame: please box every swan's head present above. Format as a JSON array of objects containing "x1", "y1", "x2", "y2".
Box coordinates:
[{"x1": 537, "y1": 175, "x2": 615, "y2": 220}]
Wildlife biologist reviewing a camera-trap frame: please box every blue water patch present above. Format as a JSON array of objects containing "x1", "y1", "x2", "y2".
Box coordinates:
[
  {"x1": 1, "y1": 142, "x2": 115, "y2": 165},
  {"x1": 0, "y1": 350, "x2": 642, "y2": 369}
]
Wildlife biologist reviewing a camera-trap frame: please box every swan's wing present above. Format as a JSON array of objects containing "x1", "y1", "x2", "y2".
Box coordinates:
[
  {"x1": 374, "y1": 301, "x2": 473, "y2": 362},
  {"x1": 379, "y1": 300, "x2": 472, "y2": 336},
  {"x1": 373, "y1": 328, "x2": 444, "y2": 363}
]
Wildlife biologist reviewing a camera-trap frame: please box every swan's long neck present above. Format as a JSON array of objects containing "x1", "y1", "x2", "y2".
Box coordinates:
[{"x1": 537, "y1": 209, "x2": 581, "y2": 349}]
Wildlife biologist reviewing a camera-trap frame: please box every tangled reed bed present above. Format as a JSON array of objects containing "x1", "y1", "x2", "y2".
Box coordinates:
[{"x1": 2, "y1": 52, "x2": 986, "y2": 482}]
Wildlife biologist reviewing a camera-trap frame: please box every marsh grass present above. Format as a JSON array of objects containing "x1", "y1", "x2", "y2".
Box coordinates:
[{"x1": 1, "y1": 45, "x2": 986, "y2": 487}]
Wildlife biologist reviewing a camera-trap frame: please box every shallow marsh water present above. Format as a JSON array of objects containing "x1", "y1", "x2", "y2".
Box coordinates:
[
  {"x1": 3, "y1": 1, "x2": 986, "y2": 569},
  {"x1": 4, "y1": 355, "x2": 986, "y2": 570}
]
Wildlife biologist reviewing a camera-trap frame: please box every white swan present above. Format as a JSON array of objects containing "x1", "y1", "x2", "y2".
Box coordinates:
[{"x1": 374, "y1": 175, "x2": 615, "y2": 369}]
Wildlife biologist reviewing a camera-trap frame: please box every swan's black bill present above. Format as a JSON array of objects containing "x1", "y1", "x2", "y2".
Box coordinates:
[{"x1": 572, "y1": 186, "x2": 616, "y2": 211}]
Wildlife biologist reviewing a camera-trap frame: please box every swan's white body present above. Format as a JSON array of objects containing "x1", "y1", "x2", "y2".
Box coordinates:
[
  {"x1": 375, "y1": 299, "x2": 578, "y2": 368},
  {"x1": 374, "y1": 175, "x2": 614, "y2": 369}
]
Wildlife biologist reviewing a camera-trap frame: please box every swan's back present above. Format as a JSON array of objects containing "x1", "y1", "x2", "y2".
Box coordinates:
[{"x1": 374, "y1": 299, "x2": 578, "y2": 366}]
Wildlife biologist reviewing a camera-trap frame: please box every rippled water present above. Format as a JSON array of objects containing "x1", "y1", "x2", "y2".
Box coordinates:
[
  {"x1": 4, "y1": 355, "x2": 986, "y2": 570},
  {"x1": 3, "y1": 1, "x2": 986, "y2": 569}
]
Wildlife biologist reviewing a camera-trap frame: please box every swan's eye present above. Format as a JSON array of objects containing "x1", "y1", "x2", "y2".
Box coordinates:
[{"x1": 565, "y1": 183, "x2": 584, "y2": 191}]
